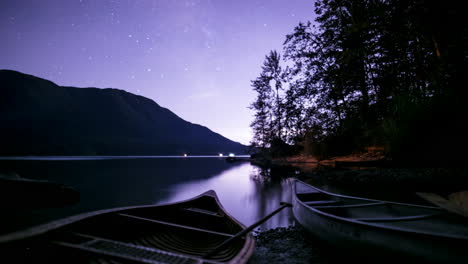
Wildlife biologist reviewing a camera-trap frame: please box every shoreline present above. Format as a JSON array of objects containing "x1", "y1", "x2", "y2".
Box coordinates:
[
  {"x1": 251, "y1": 152, "x2": 468, "y2": 193},
  {"x1": 249, "y1": 225, "x2": 421, "y2": 264}
]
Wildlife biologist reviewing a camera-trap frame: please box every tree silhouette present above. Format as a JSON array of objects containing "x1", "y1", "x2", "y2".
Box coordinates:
[
  {"x1": 250, "y1": 50, "x2": 285, "y2": 148},
  {"x1": 251, "y1": 0, "x2": 467, "y2": 164}
]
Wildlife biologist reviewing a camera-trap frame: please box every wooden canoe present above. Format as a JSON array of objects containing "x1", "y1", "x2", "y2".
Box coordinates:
[
  {"x1": 0, "y1": 190, "x2": 255, "y2": 264},
  {"x1": 291, "y1": 179, "x2": 468, "y2": 262}
]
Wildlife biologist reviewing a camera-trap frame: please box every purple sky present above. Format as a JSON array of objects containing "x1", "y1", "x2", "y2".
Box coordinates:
[{"x1": 1, "y1": 0, "x2": 315, "y2": 145}]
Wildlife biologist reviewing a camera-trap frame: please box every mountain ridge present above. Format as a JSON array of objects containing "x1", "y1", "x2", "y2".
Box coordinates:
[{"x1": 0, "y1": 69, "x2": 246, "y2": 156}]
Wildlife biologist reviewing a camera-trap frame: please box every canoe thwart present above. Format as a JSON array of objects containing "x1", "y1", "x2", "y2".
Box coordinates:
[{"x1": 118, "y1": 213, "x2": 235, "y2": 238}]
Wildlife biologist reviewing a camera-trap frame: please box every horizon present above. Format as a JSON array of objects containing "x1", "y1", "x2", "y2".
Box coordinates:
[{"x1": 0, "y1": 0, "x2": 316, "y2": 145}]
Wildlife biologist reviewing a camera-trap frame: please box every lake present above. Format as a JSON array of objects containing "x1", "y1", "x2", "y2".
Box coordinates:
[{"x1": 0, "y1": 157, "x2": 295, "y2": 234}]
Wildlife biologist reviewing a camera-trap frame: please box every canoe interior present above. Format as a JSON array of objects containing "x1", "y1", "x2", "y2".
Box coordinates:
[
  {"x1": 295, "y1": 181, "x2": 468, "y2": 238},
  {"x1": 1, "y1": 193, "x2": 252, "y2": 264}
]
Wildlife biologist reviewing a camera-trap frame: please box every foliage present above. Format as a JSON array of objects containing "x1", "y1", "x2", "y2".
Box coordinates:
[{"x1": 250, "y1": 0, "x2": 467, "y2": 164}]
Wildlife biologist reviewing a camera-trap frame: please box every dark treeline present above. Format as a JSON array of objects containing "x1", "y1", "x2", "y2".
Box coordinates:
[{"x1": 250, "y1": 0, "x2": 467, "y2": 165}]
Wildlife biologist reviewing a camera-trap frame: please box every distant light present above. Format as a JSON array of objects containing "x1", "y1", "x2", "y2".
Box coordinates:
[
  {"x1": 228, "y1": 153, "x2": 235, "y2": 157},
  {"x1": 183, "y1": 154, "x2": 187, "y2": 157},
  {"x1": 219, "y1": 153, "x2": 223, "y2": 157}
]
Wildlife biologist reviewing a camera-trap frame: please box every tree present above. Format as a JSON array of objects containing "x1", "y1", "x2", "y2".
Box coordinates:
[
  {"x1": 251, "y1": 0, "x2": 467, "y2": 162},
  {"x1": 261, "y1": 50, "x2": 284, "y2": 141},
  {"x1": 250, "y1": 50, "x2": 285, "y2": 148},
  {"x1": 249, "y1": 74, "x2": 273, "y2": 148}
]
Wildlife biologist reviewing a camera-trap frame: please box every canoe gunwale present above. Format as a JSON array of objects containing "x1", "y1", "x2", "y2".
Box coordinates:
[{"x1": 292, "y1": 179, "x2": 468, "y2": 241}]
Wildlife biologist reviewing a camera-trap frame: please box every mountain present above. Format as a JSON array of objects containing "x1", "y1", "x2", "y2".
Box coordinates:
[{"x1": 0, "y1": 70, "x2": 246, "y2": 156}]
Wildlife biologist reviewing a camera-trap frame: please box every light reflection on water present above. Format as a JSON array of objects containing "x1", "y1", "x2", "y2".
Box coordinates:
[
  {"x1": 0, "y1": 157, "x2": 294, "y2": 232},
  {"x1": 158, "y1": 163, "x2": 294, "y2": 229}
]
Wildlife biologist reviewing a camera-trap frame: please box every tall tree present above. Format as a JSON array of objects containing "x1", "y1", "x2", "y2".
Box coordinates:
[
  {"x1": 261, "y1": 50, "x2": 284, "y2": 140},
  {"x1": 249, "y1": 74, "x2": 273, "y2": 148}
]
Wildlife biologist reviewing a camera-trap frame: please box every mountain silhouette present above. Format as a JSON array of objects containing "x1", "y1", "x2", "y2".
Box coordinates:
[{"x1": 0, "y1": 70, "x2": 246, "y2": 156}]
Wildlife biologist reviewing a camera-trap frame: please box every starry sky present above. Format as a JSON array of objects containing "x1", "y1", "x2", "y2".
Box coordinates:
[{"x1": 1, "y1": 0, "x2": 315, "y2": 145}]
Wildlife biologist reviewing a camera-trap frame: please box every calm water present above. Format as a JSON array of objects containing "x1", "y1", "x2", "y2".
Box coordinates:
[{"x1": 0, "y1": 157, "x2": 294, "y2": 233}]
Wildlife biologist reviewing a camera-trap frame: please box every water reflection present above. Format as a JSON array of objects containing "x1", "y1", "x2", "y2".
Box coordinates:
[
  {"x1": 159, "y1": 163, "x2": 295, "y2": 229},
  {"x1": 0, "y1": 157, "x2": 294, "y2": 233}
]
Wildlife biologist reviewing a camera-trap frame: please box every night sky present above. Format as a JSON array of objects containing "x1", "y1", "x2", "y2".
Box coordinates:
[{"x1": 1, "y1": 0, "x2": 315, "y2": 145}]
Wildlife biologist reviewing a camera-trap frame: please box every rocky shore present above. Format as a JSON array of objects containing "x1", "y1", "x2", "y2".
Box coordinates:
[{"x1": 249, "y1": 226, "x2": 326, "y2": 264}]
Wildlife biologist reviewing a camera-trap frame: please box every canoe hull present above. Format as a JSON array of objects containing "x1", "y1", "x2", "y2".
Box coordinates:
[
  {"x1": 1, "y1": 190, "x2": 255, "y2": 264},
  {"x1": 292, "y1": 180, "x2": 468, "y2": 262}
]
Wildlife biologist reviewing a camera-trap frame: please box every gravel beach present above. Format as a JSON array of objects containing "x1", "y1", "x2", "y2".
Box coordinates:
[{"x1": 249, "y1": 226, "x2": 327, "y2": 264}]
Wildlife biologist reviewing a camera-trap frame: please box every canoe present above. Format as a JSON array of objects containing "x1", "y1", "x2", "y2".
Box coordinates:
[
  {"x1": 291, "y1": 179, "x2": 468, "y2": 262},
  {"x1": 0, "y1": 190, "x2": 255, "y2": 264}
]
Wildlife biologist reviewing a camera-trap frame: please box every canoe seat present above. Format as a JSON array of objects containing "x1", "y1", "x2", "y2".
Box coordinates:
[
  {"x1": 353, "y1": 212, "x2": 441, "y2": 222},
  {"x1": 304, "y1": 200, "x2": 341, "y2": 206}
]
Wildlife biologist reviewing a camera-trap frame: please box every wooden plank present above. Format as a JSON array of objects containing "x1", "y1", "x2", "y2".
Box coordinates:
[{"x1": 417, "y1": 192, "x2": 468, "y2": 218}]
